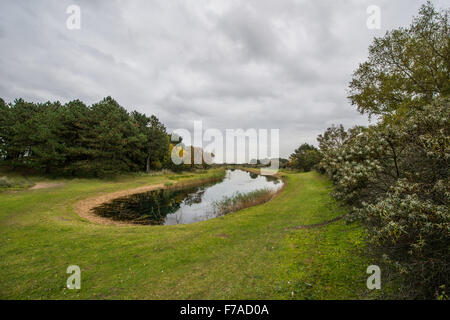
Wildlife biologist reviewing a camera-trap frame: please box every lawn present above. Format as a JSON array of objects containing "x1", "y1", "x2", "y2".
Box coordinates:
[{"x1": 0, "y1": 169, "x2": 371, "y2": 299}]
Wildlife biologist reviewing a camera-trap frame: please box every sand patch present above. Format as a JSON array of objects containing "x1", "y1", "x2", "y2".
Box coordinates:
[
  {"x1": 74, "y1": 183, "x2": 166, "y2": 226},
  {"x1": 30, "y1": 182, "x2": 65, "y2": 190}
]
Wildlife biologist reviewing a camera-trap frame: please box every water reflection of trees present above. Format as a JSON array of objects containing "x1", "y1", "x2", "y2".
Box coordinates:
[
  {"x1": 264, "y1": 175, "x2": 279, "y2": 183},
  {"x1": 249, "y1": 171, "x2": 279, "y2": 184},
  {"x1": 93, "y1": 187, "x2": 198, "y2": 225},
  {"x1": 183, "y1": 187, "x2": 206, "y2": 206},
  {"x1": 249, "y1": 172, "x2": 258, "y2": 179}
]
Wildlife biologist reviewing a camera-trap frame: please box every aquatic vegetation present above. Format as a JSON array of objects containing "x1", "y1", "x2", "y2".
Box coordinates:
[{"x1": 213, "y1": 188, "x2": 277, "y2": 217}]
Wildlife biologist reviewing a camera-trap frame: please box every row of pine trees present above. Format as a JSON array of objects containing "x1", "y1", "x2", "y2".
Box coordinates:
[{"x1": 0, "y1": 96, "x2": 172, "y2": 177}]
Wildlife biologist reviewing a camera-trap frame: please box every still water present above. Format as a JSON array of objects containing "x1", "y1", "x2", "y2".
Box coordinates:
[{"x1": 93, "y1": 169, "x2": 283, "y2": 225}]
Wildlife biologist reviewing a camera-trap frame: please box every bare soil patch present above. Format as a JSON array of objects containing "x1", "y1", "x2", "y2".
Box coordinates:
[
  {"x1": 30, "y1": 182, "x2": 65, "y2": 190},
  {"x1": 74, "y1": 183, "x2": 166, "y2": 226}
]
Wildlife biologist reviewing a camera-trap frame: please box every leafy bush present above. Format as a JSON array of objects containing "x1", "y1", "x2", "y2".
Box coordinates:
[
  {"x1": 357, "y1": 179, "x2": 449, "y2": 298},
  {"x1": 318, "y1": 2, "x2": 449, "y2": 298},
  {"x1": 0, "y1": 176, "x2": 34, "y2": 190},
  {"x1": 288, "y1": 143, "x2": 322, "y2": 172},
  {"x1": 319, "y1": 98, "x2": 449, "y2": 298}
]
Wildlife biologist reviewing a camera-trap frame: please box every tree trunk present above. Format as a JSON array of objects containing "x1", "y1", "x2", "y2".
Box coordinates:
[{"x1": 146, "y1": 155, "x2": 150, "y2": 173}]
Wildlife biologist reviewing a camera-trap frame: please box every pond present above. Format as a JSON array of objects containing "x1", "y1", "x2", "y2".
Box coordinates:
[{"x1": 93, "y1": 169, "x2": 284, "y2": 225}]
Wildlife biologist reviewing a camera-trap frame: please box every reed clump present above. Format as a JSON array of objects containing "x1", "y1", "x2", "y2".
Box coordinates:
[{"x1": 213, "y1": 188, "x2": 276, "y2": 216}]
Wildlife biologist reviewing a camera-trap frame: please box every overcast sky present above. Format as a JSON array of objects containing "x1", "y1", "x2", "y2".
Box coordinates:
[{"x1": 0, "y1": 0, "x2": 447, "y2": 159}]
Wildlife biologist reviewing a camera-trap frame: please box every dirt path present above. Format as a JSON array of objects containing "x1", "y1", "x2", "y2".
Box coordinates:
[
  {"x1": 74, "y1": 183, "x2": 165, "y2": 226},
  {"x1": 30, "y1": 182, "x2": 65, "y2": 190}
]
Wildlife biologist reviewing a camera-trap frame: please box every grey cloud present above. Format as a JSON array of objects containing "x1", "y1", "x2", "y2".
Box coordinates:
[{"x1": 0, "y1": 0, "x2": 447, "y2": 157}]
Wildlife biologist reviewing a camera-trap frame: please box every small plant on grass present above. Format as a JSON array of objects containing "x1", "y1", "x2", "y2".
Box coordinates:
[{"x1": 0, "y1": 176, "x2": 34, "y2": 191}]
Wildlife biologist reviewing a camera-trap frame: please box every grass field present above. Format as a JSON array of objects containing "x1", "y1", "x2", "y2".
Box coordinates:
[{"x1": 0, "y1": 169, "x2": 372, "y2": 299}]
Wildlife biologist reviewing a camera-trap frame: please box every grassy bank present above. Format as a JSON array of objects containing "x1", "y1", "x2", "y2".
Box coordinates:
[{"x1": 0, "y1": 169, "x2": 371, "y2": 299}]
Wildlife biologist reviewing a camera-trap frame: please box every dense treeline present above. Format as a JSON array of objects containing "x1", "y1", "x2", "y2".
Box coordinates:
[
  {"x1": 0, "y1": 96, "x2": 170, "y2": 177},
  {"x1": 287, "y1": 143, "x2": 321, "y2": 172},
  {"x1": 318, "y1": 3, "x2": 449, "y2": 299}
]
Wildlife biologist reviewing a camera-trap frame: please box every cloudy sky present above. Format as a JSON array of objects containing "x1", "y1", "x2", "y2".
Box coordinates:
[{"x1": 0, "y1": 0, "x2": 447, "y2": 159}]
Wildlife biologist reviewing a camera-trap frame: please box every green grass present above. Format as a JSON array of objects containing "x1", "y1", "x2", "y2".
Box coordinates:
[{"x1": 0, "y1": 170, "x2": 371, "y2": 299}]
